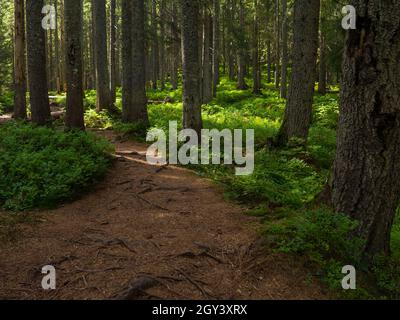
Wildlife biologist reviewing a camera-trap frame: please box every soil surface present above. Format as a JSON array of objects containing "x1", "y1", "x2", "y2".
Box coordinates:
[{"x1": 0, "y1": 131, "x2": 328, "y2": 300}]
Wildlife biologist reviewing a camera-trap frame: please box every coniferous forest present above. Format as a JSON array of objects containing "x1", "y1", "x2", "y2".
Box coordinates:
[{"x1": 0, "y1": 0, "x2": 400, "y2": 302}]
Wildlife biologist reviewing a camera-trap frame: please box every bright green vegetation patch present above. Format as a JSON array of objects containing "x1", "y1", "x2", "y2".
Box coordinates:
[{"x1": 0, "y1": 122, "x2": 114, "y2": 211}]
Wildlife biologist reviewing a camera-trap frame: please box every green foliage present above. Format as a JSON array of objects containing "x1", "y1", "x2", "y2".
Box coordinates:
[
  {"x1": 265, "y1": 209, "x2": 365, "y2": 291},
  {"x1": 84, "y1": 109, "x2": 114, "y2": 129},
  {"x1": 0, "y1": 92, "x2": 14, "y2": 115},
  {"x1": 224, "y1": 151, "x2": 323, "y2": 208},
  {"x1": 0, "y1": 122, "x2": 113, "y2": 211}
]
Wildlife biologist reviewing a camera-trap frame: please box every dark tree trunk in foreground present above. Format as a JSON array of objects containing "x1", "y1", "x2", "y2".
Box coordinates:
[
  {"x1": 181, "y1": 0, "x2": 203, "y2": 135},
  {"x1": 13, "y1": 0, "x2": 27, "y2": 120},
  {"x1": 277, "y1": 0, "x2": 320, "y2": 145},
  {"x1": 92, "y1": 0, "x2": 113, "y2": 112},
  {"x1": 331, "y1": 1, "x2": 400, "y2": 260},
  {"x1": 212, "y1": 0, "x2": 220, "y2": 97},
  {"x1": 64, "y1": 0, "x2": 85, "y2": 130},
  {"x1": 26, "y1": 0, "x2": 51, "y2": 125},
  {"x1": 130, "y1": 0, "x2": 149, "y2": 123}
]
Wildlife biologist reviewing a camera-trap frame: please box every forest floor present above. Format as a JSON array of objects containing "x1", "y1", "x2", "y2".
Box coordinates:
[{"x1": 0, "y1": 130, "x2": 329, "y2": 300}]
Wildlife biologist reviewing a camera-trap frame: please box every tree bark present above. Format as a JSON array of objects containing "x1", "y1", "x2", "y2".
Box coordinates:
[
  {"x1": 202, "y1": 8, "x2": 213, "y2": 103},
  {"x1": 13, "y1": 0, "x2": 27, "y2": 120},
  {"x1": 131, "y1": 0, "x2": 149, "y2": 123},
  {"x1": 252, "y1": 0, "x2": 261, "y2": 95},
  {"x1": 151, "y1": 0, "x2": 159, "y2": 90},
  {"x1": 181, "y1": 0, "x2": 203, "y2": 135},
  {"x1": 237, "y1": 0, "x2": 247, "y2": 90},
  {"x1": 277, "y1": 0, "x2": 320, "y2": 145},
  {"x1": 274, "y1": 0, "x2": 280, "y2": 90},
  {"x1": 331, "y1": 0, "x2": 400, "y2": 260},
  {"x1": 110, "y1": 0, "x2": 117, "y2": 103},
  {"x1": 280, "y1": 0, "x2": 288, "y2": 99},
  {"x1": 212, "y1": 0, "x2": 220, "y2": 97},
  {"x1": 92, "y1": 0, "x2": 113, "y2": 112},
  {"x1": 26, "y1": 0, "x2": 51, "y2": 125},
  {"x1": 170, "y1": 1, "x2": 180, "y2": 90},
  {"x1": 318, "y1": 33, "x2": 327, "y2": 95},
  {"x1": 64, "y1": 0, "x2": 85, "y2": 130}
]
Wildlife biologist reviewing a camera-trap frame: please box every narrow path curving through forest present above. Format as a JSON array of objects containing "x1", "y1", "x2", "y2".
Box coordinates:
[{"x1": 0, "y1": 131, "x2": 328, "y2": 300}]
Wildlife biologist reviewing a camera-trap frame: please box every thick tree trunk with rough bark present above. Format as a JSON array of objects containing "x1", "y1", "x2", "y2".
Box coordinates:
[
  {"x1": 26, "y1": 0, "x2": 51, "y2": 125},
  {"x1": 13, "y1": 0, "x2": 27, "y2": 120},
  {"x1": 92, "y1": 0, "x2": 113, "y2": 112},
  {"x1": 181, "y1": 0, "x2": 203, "y2": 135},
  {"x1": 277, "y1": 0, "x2": 320, "y2": 145},
  {"x1": 331, "y1": 1, "x2": 400, "y2": 260},
  {"x1": 64, "y1": 0, "x2": 85, "y2": 130}
]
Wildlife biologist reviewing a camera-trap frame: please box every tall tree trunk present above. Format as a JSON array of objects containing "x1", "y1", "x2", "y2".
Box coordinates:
[
  {"x1": 202, "y1": 8, "x2": 213, "y2": 103},
  {"x1": 159, "y1": 0, "x2": 166, "y2": 90},
  {"x1": 121, "y1": 0, "x2": 133, "y2": 121},
  {"x1": 267, "y1": 40, "x2": 272, "y2": 83},
  {"x1": 331, "y1": 1, "x2": 400, "y2": 260},
  {"x1": 54, "y1": 0, "x2": 62, "y2": 93},
  {"x1": 212, "y1": 0, "x2": 220, "y2": 97},
  {"x1": 151, "y1": 0, "x2": 159, "y2": 90},
  {"x1": 280, "y1": 0, "x2": 288, "y2": 99},
  {"x1": 181, "y1": 0, "x2": 202, "y2": 135},
  {"x1": 13, "y1": 0, "x2": 27, "y2": 120},
  {"x1": 237, "y1": 0, "x2": 247, "y2": 90},
  {"x1": 64, "y1": 0, "x2": 84, "y2": 130},
  {"x1": 318, "y1": 33, "x2": 327, "y2": 95},
  {"x1": 92, "y1": 0, "x2": 113, "y2": 112},
  {"x1": 274, "y1": 0, "x2": 280, "y2": 90},
  {"x1": 276, "y1": 0, "x2": 320, "y2": 145},
  {"x1": 170, "y1": 1, "x2": 179, "y2": 90},
  {"x1": 110, "y1": 0, "x2": 117, "y2": 103},
  {"x1": 26, "y1": 0, "x2": 51, "y2": 125},
  {"x1": 252, "y1": 0, "x2": 261, "y2": 94},
  {"x1": 131, "y1": 0, "x2": 149, "y2": 123}
]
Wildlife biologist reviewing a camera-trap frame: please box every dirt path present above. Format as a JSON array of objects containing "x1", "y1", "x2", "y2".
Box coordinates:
[{"x1": 0, "y1": 131, "x2": 328, "y2": 300}]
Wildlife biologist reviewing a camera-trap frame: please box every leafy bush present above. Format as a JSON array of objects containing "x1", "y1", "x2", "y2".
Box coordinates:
[{"x1": 0, "y1": 122, "x2": 113, "y2": 211}]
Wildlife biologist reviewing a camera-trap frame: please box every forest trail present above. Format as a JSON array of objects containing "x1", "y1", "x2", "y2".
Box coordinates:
[{"x1": 0, "y1": 131, "x2": 327, "y2": 300}]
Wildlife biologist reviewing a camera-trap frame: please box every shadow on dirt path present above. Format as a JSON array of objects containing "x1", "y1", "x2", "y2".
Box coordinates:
[{"x1": 0, "y1": 131, "x2": 328, "y2": 300}]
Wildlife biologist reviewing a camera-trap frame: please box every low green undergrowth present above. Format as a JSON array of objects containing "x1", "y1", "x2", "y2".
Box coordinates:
[
  {"x1": 0, "y1": 122, "x2": 113, "y2": 211},
  {"x1": 0, "y1": 92, "x2": 13, "y2": 115}
]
